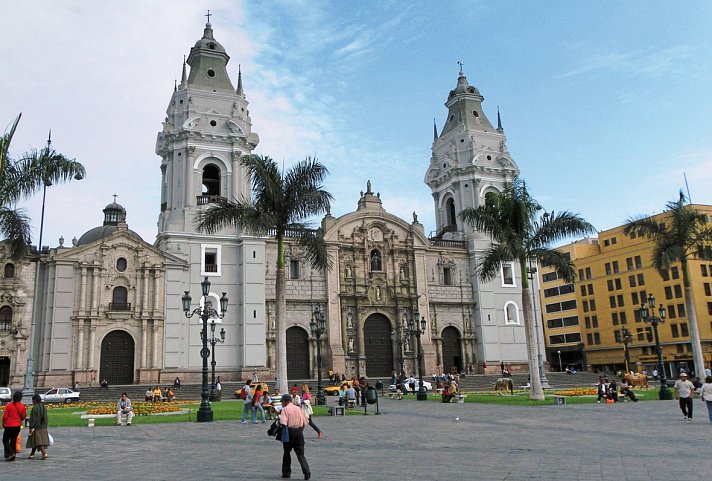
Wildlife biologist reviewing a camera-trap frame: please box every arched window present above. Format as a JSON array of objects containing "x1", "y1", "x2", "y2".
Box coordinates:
[
  {"x1": 0, "y1": 306, "x2": 12, "y2": 330},
  {"x1": 111, "y1": 286, "x2": 129, "y2": 311},
  {"x1": 504, "y1": 301, "x2": 520, "y2": 325},
  {"x1": 370, "y1": 250, "x2": 382, "y2": 271},
  {"x1": 446, "y1": 198, "x2": 457, "y2": 231},
  {"x1": 484, "y1": 191, "x2": 497, "y2": 209},
  {"x1": 202, "y1": 164, "x2": 221, "y2": 196},
  {"x1": 3, "y1": 263, "x2": 14, "y2": 278}
]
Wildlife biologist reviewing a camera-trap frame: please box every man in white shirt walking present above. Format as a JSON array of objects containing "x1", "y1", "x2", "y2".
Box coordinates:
[{"x1": 674, "y1": 372, "x2": 696, "y2": 420}]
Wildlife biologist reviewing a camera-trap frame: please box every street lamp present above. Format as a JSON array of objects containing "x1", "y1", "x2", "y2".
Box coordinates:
[
  {"x1": 405, "y1": 312, "x2": 427, "y2": 401},
  {"x1": 619, "y1": 327, "x2": 633, "y2": 374},
  {"x1": 309, "y1": 306, "x2": 327, "y2": 406},
  {"x1": 203, "y1": 319, "x2": 225, "y2": 402},
  {"x1": 557, "y1": 350, "x2": 562, "y2": 372},
  {"x1": 182, "y1": 277, "x2": 228, "y2": 422},
  {"x1": 390, "y1": 326, "x2": 406, "y2": 376},
  {"x1": 23, "y1": 133, "x2": 83, "y2": 403},
  {"x1": 639, "y1": 293, "x2": 673, "y2": 400}
]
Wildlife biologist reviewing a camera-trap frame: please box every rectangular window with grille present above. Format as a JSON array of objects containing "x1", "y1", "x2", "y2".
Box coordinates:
[
  {"x1": 620, "y1": 311, "x2": 627, "y2": 324},
  {"x1": 678, "y1": 303, "x2": 686, "y2": 318},
  {"x1": 637, "y1": 273, "x2": 645, "y2": 286},
  {"x1": 681, "y1": 323, "x2": 689, "y2": 337},
  {"x1": 705, "y1": 283, "x2": 711, "y2": 296},
  {"x1": 290, "y1": 259, "x2": 300, "y2": 280},
  {"x1": 674, "y1": 284, "x2": 682, "y2": 298},
  {"x1": 613, "y1": 261, "x2": 620, "y2": 273},
  {"x1": 671, "y1": 266, "x2": 680, "y2": 279},
  {"x1": 665, "y1": 286, "x2": 673, "y2": 300},
  {"x1": 635, "y1": 256, "x2": 642, "y2": 269},
  {"x1": 671, "y1": 324, "x2": 679, "y2": 338},
  {"x1": 626, "y1": 257, "x2": 633, "y2": 270},
  {"x1": 668, "y1": 305, "x2": 676, "y2": 318},
  {"x1": 629, "y1": 275, "x2": 636, "y2": 288},
  {"x1": 632, "y1": 292, "x2": 639, "y2": 305},
  {"x1": 592, "y1": 315, "x2": 598, "y2": 328}
]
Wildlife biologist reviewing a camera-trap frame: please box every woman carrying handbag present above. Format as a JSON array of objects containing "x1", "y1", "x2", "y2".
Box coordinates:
[{"x1": 26, "y1": 394, "x2": 49, "y2": 460}]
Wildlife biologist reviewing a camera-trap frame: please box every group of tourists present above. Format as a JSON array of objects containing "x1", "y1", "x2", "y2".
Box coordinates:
[
  {"x1": 2, "y1": 391, "x2": 49, "y2": 462},
  {"x1": 596, "y1": 376, "x2": 638, "y2": 403},
  {"x1": 144, "y1": 385, "x2": 175, "y2": 402}
]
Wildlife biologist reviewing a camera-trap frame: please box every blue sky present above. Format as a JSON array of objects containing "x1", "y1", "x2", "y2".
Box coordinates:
[{"x1": 2, "y1": 1, "x2": 712, "y2": 247}]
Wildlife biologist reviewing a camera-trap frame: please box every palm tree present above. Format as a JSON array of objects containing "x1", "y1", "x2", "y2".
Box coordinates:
[
  {"x1": 1, "y1": 114, "x2": 86, "y2": 258},
  {"x1": 196, "y1": 154, "x2": 332, "y2": 391},
  {"x1": 624, "y1": 192, "x2": 712, "y2": 378},
  {"x1": 459, "y1": 178, "x2": 596, "y2": 400}
]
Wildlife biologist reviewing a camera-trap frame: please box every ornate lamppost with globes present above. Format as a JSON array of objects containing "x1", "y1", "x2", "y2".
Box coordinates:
[
  {"x1": 390, "y1": 325, "x2": 407, "y2": 376},
  {"x1": 309, "y1": 306, "x2": 327, "y2": 405},
  {"x1": 405, "y1": 312, "x2": 428, "y2": 401},
  {"x1": 182, "y1": 277, "x2": 228, "y2": 422},
  {"x1": 639, "y1": 293, "x2": 673, "y2": 400},
  {"x1": 204, "y1": 319, "x2": 225, "y2": 402}
]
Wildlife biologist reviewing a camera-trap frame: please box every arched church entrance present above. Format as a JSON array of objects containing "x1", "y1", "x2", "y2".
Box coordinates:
[
  {"x1": 441, "y1": 326, "x2": 462, "y2": 374},
  {"x1": 286, "y1": 326, "x2": 310, "y2": 380},
  {"x1": 100, "y1": 330, "x2": 135, "y2": 385},
  {"x1": 364, "y1": 314, "x2": 393, "y2": 377}
]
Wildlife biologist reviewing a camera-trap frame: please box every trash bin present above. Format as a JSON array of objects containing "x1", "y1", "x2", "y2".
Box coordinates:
[
  {"x1": 375, "y1": 381, "x2": 383, "y2": 394},
  {"x1": 366, "y1": 386, "x2": 378, "y2": 404},
  {"x1": 554, "y1": 396, "x2": 566, "y2": 406}
]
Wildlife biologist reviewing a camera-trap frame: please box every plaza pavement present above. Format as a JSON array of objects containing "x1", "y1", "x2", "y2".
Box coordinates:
[{"x1": 2, "y1": 397, "x2": 708, "y2": 481}]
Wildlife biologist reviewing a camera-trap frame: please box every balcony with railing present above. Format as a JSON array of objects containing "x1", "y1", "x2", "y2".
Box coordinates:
[
  {"x1": 197, "y1": 195, "x2": 226, "y2": 205},
  {"x1": 108, "y1": 302, "x2": 132, "y2": 311},
  {"x1": 204, "y1": 264, "x2": 218, "y2": 273}
]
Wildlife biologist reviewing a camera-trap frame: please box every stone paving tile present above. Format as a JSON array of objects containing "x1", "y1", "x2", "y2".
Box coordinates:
[{"x1": 1, "y1": 398, "x2": 709, "y2": 480}]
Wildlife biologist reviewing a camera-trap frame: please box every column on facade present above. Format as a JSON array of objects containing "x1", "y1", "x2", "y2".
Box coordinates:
[
  {"x1": 152, "y1": 269, "x2": 160, "y2": 317},
  {"x1": 185, "y1": 147, "x2": 195, "y2": 207},
  {"x1": 160, "y1": 163, "x2": 167, "y2": 206},
  {"x1": 88, "y1": 324, "x2": 96, "y2": 369},
  {"x1": 142, "y1": 267, "x2": 149, "y2": 315},
  {"x1": 152, "y1": 322, "x2": 160, "y2": 368},
  {"x1": 79, "y1": 266, "x2": 88, "y2": 315},
  {"x1": 91, "y1": 266, "x2": 100, "y2": 316},
  {"x1": 141, "y1": 320, "x2": 148, "y2": 368},
  {"x1": 231, "y1": 152, "x2": 241, "y2": 200},
  {"x1": 76, "y1": 319, "x2": 85, "y2": 370}
]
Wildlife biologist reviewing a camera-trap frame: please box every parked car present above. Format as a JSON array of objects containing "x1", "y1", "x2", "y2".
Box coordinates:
[
  {"x1": 0, "y1": 387, "x2": 12, "y2": 404},
  {"x1": 390, "y1": 378, "x2": 433, "y2": 393},
  {"x1": 40, "y1": 387, "x2": 80, "y2": 404},
  {"x1": 323, "y1": 380, "x2": 353, "y2": 396}
]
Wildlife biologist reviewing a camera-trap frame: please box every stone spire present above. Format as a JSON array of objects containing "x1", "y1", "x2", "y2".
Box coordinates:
[{"x1": 236, "y1": 64, "x2": 243, "y2": 96}]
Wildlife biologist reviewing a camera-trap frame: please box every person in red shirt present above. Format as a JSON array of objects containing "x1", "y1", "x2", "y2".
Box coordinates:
[{"x1": 3, "y1": 391, "x2": 27, "y2": 462}]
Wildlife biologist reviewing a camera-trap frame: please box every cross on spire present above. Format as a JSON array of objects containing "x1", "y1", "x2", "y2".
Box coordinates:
[
  {"x1": 205, "y1": 9, "x2": 211, "y2": 23},
  {"x1": 457, "y1": 60, "x2": 464, "y2": 73},
  {"x1": 112, "y1": 193, "x2": 118, "y2": 203}
]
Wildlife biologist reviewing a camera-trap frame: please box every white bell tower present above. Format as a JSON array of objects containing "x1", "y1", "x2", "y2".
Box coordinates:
[
  {"x1": 154, "y1": 20, "x2": 266, "y2": 379},
  {"x1": 425, "y1": 67, "x2": 519, "y2": 240}
]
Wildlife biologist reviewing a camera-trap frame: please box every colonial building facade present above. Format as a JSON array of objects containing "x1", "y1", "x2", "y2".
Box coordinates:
[{"x1": 0, "y1": 21, "x2": 542, "y2": 388}]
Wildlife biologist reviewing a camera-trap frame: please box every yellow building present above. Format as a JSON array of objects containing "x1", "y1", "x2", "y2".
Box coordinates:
[{"x1": 539, "y1": 204, "x2": 712, "y2": 377}]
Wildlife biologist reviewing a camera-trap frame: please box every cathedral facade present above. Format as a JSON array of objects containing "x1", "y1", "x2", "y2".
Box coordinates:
[{"x1": 0, "y1": 21, "x2": 542, "y2": 388}]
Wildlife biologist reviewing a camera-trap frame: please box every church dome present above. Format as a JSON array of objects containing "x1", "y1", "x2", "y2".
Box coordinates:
[
  {"x1": 76, "y1": 198, "x2": 143, "y2": 246},
  {"x1": 193, "y1": 22, "x2": 226, "y2": 54}
]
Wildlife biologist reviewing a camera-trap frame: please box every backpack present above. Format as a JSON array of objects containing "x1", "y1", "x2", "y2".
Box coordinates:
[{"x1": 240, "y1": 387, "x2": 248, "y2": 400}]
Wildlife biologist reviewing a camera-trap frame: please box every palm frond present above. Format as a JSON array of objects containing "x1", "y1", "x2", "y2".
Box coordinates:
[
  {"x1": 295, "y1": 227, "x2": 332, "y2": 271},
  {"x1": 0, "y1": 206, "x2": 31, "y2": 259},
  {"x1": 476, "y1": 242, "x2": 514, "y2": 282},
  {"x1": 530, "y1": 211, "x2": 596, "y2": 249},
  {"x1": 533, "y1": 248, "x2": 577, "y2": 283},
  {"x1": 195, "y1": 199, "x2": 266, "y2": 235}
]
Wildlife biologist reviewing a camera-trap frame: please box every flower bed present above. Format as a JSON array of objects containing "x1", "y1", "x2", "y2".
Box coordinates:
[
  {"x1": 84, "y1": 401, "x2": 198, "y2": 416},
  {"x1": 551, "y1": 387, "x2": 598, "y2": 397}
]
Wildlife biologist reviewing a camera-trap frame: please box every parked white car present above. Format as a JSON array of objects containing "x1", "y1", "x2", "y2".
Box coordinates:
[
  {"x1": 0, "y1": 387, "x2": 12, "y2": 404},
  {"x1": 390, "y1": 378, "x2": 432, "y2": 393},
  {"x1": 40, "y1": 387, "x2": 80, "y2": 404}
]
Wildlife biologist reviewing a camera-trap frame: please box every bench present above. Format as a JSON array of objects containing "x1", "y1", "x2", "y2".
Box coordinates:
[
  {"x1": 325, "y1": 396, "x2": 345, "y2": 416},
  {"x1": 80, "y1": 412, "x2": 130, "y2": 427}
]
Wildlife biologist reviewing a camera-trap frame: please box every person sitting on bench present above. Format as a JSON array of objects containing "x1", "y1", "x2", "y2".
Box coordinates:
[
  {"x1": 116, "y1": 393, "x2": 134, "y2": 426},
  {"x1": 344, "y1": 385, "x2": 357, "y2": 407}
]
